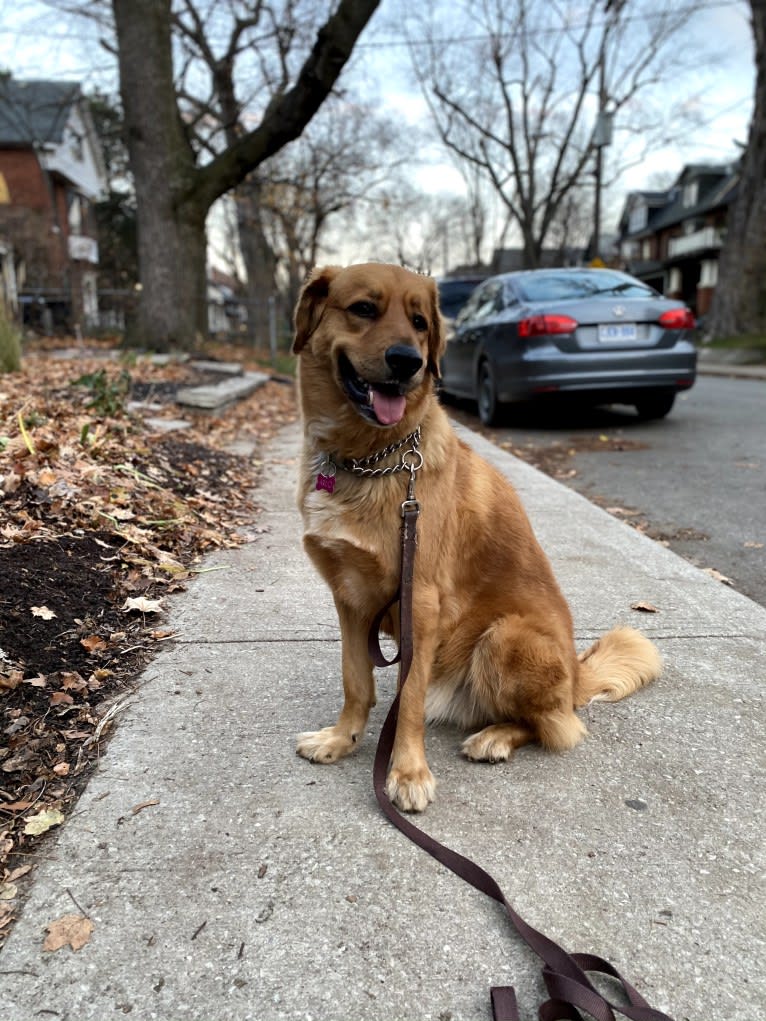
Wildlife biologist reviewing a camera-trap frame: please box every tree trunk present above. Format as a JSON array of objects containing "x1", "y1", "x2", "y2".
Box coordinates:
[
  {"x1": 235, "y1": 177, "x2": 278, "y2": 348},
  {"x1": 113, "y1": 0, "x2": 207, "y2": 350},
  {"x1": 706, "y1": 0, "x2": 766, "y2": 339},
  {"x1": 112, "y1": 0, "x2": 379, "y2": 351}
]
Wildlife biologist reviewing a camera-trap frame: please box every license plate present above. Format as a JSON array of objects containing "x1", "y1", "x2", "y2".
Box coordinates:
[{"x1": 598, "y1": 323, "x2": 637, "y2": 342}]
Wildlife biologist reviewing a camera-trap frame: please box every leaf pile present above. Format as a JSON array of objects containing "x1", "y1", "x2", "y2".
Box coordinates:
[{"x1": 0, "y1": 338, "x2": 297, "y2": 944}]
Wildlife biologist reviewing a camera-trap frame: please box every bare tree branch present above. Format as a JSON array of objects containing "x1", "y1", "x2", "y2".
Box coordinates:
[{"x1": 409, "y1": 0, "x2": 709, "y2": 265}]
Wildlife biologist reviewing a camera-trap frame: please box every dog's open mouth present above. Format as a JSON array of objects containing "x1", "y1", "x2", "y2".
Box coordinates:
[{"x1": 338, "y1": 352, "x2": 408, "y2": 427}]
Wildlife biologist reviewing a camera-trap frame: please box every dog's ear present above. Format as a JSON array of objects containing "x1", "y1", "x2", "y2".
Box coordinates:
[
  {"x1": 426, "y1": 276, "x2": 446, "y2": 378},
  {"x1": 293, "y1": 266, "x2": 342, "y2": 354}
]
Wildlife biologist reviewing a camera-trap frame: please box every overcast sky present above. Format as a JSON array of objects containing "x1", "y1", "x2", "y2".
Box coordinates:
[{"x1": 0, "y1": 0, "x2": 755, "y2": 249}]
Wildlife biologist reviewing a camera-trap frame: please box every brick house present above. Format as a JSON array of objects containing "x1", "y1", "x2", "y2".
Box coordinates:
[
  {"x1": 617, "y1": 162, "x2": 737, "y2": 318},
  {"x1": 0, "y1": 75, "x2": 106, "y2": 331}
]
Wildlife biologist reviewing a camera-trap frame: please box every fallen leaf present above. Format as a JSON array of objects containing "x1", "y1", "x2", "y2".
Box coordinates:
[
  {"x1": 50, "y1": 691, "x2": 74, "y2": 706},
  {"x1": 703, "y1": 567, "x2": 733, "y2": 586},
  {"x1": 121, "y1": 596, "x2": 164, "y2": 614},
  {"x1": 23, "y1": 808, "x2": 65, "y2": 836},
  {"x1": 0, "y1": 882, "x2": 17, "y2": 901},
  {"x1": 60, "y1": 672, "x2": 88, "y2": 691},
  {"x1": 43, "y1": 913, "x2": 94, "y2": 952},
  {"x1": 53, "y1": 762, "x2": 70, "y2": 777},
  {"x1": 0, "y1": 670, "x2": 23, "y2": 691},
  {"x1": 631, "y1": 601, "x2": 659, "y2": 613},
  {"x1": 22, "y1": 674, "x2": 47, "y2": 688},
  {"x1": 31, "y1": 605, "x2": 57, "y2": 620},
  {"x1": 80, "y1": 635, "x2": 108, "y2": 653},
  {"x1": 131, "y1": 799, "x2": 160, "y2": 815},
  {"x1": 7, "y1": 864, "x2": 33, "y2": 881}
]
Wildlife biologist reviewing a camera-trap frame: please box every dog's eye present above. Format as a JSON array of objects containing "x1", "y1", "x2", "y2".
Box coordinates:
[
  {"x1": 348, "y1": 301, "x2": 377, "y2": 319},
  {"x1": 412, "y1": 314, "x2": 428, "y2": 332}
]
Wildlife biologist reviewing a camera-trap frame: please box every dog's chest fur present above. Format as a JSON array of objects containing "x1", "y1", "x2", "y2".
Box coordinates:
[{"x1": 299, "y1": 468, "x2": 404, "y2": 615}]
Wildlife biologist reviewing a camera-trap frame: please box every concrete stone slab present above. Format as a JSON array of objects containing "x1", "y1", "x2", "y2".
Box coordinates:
[
  {"x1": 126, "y1": 400, "x2": 166, "y2": 414},
  {"x1": 1, "y1": 421, "x2": 763, "y2": 1021},
  {"x1": 189, "y1": 359, "x2": 243, "y2": 375},
  {"x1": 142, "y1": 416, "x2": 192, "y2": 433},
  {"x1": 176, "y1": 371, "x2": 270, "y2": 410},
  {"x1": 51, "y1": 347, "x2": 118, "y2": 360}
]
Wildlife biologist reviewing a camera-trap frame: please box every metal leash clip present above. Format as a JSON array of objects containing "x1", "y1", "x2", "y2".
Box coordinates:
[{"x1": 400, "y1": 445, "x2": 423, "y2": 516}]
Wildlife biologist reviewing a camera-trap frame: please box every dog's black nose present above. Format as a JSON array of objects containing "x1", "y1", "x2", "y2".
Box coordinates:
[{"x1": 385, "y1": 344, "x2": 423, "y2": 381}]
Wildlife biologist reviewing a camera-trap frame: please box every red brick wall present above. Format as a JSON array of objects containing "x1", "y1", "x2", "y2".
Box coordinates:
[
  {"x1": 0, "y1": 148, "x2": 50, "y2": 212},
  {"x1": 0, "y1": 147, "x2": 70, "y2": 289}
]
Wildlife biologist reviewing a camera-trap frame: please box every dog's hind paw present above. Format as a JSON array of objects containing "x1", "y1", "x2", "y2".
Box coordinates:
[
  {"x1": 462, "y1": 726, "x2": 517, "y2": 762},
  {"x1": 386, "y1": 765, "x2": 436, "y2": 812},
  {"x1": 296, "y1": 726, "x2": 356, "y2": 763}
]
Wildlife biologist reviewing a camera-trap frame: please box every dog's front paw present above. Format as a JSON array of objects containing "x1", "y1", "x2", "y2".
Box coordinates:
[
  {"x1": 296, "y1": 726, "x2": 357, "y2": 763},
  {"x1": 462, "y1": 725, "x2": 516, "y2": 762},
  {"x1": 386, "y1": 765, "x2": 436, "y2": 812}
]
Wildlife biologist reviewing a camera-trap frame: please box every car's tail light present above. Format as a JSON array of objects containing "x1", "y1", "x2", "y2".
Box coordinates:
[
  {"x1": 658, "y1": 308, "x2": 696, "y2": 330},
  {"x1": 518, "y1": 314, "x2": 578, "y2": 337}
]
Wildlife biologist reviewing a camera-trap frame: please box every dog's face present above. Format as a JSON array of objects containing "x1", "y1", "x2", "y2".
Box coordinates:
[{"x1": 293, "y1": 263, "x2": 444, "y2": 429}]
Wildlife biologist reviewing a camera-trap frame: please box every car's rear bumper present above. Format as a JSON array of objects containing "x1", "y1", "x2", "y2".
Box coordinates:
[{"x1": 496, "y1": 345, "x2": 697, "y2": 402}]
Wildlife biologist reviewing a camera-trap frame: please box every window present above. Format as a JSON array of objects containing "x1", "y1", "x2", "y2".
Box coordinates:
[
  {"x1": 700, "y1": 260, "x2": 718, "y2": 287},
  {"x1": 472, "y1": 282, "x2": 504, "y2": 321},
  {"x1": 682, "y1": 181, "x2": 698, "y2": 208},
  {"x1": 67, "y1": 192, "x2": 82, "y2": 233},
  {"x1": 514, "y1": 270, "x2": 653, "y2": 303},
  {"x1": 628, "y1": 204, "x2": 647, "y2": 233}
]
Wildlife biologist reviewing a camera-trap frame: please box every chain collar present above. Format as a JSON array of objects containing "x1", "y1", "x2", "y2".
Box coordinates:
[
  {"x1": 338, "y1": 426, "x2": 421, "y2": 476},
  {"x1": 315, "y1": 426, "x2": 423, "y2": 493}
]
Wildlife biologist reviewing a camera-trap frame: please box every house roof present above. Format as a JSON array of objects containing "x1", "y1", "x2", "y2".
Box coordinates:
[
  {"x1": 619, "y1": 162, "x2": 738, "y2": 239},
  {"x1": 645, "y1": 169, "x2": 737, "y2": 235},
  {"x1": 0, "y1": 76, "x2": 82, "y2": 146}
]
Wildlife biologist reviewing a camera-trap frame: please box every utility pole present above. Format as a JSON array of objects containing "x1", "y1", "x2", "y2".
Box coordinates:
[
  {"x1": 592, "y1": 1, "x2": 620, "y2": 264},
  {"x1": 592, "y1": 44, "x2": 610, "y2": 262}
]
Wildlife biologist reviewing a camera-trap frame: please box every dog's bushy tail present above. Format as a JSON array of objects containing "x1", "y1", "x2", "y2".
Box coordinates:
[{"x1": 574, "y1": 627, "x2": 662, "y2": 708}]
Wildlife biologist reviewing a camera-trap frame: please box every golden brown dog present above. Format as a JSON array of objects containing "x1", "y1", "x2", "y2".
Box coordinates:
[{"x1": 293, "y1": 262, "x2": 661, "y2": 812}]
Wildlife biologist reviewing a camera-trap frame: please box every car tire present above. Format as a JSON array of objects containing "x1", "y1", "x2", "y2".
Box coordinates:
[
  {"x1": 634, "y1": 390, "x2": 676, "y2": 420},
  {"x1": 477, "y1": 360, "x2": 504, "y2": 426}
]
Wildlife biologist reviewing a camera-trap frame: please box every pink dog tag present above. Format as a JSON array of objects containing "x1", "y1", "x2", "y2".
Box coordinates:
[{"x1": 316, "y1": 472, "x2": 336, "y2": 493}]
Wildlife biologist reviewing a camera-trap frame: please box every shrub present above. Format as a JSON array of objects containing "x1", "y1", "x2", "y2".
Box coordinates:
[
  {"x1": 0, "y1": 305, "x2": 22, "y2": 373},
  {"x1": 70, "y1": 367, "x2": 132, "y2": 415}
]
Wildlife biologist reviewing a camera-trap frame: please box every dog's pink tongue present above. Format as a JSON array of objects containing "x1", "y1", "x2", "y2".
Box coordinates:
[{"x1": 371, "y1": 389, "x2": 406, "y2": 426}]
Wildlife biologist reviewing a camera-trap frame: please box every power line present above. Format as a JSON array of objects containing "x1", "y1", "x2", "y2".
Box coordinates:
[{"x1": 354, "y1": 0, "x2": 747, "y2": 49}]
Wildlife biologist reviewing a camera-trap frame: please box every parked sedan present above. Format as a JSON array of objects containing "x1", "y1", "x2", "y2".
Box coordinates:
[{"x1": 439, "y1": 267, "x2": 697, "y2": 425}]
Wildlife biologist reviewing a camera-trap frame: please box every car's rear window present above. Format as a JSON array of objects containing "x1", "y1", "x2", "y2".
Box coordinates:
[
  {"x1": 438, "y1": 279, "x2": 483, "y2": 317},
  {"x1": 515, "y1": 271, "x2": 654, "y2": 303}
]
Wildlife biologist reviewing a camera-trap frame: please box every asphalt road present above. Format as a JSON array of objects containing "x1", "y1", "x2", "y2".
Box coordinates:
[{"x1": 448, "y1": 374, "x2": 766, "y2": 608}]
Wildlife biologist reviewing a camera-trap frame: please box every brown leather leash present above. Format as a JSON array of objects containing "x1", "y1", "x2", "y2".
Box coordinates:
[{"x1": 367, "y1": 483, "x2": 675, "y2": 1021}]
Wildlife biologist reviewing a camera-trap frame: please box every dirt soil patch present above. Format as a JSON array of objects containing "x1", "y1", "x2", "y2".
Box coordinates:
[{"x1": 0, "y1": 338, "x2": 297, "y2": 944}]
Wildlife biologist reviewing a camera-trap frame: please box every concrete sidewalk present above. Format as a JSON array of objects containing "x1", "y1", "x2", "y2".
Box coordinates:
[{"x1": 1, "y1": 420, "x2": 763, "y2": 1021}]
